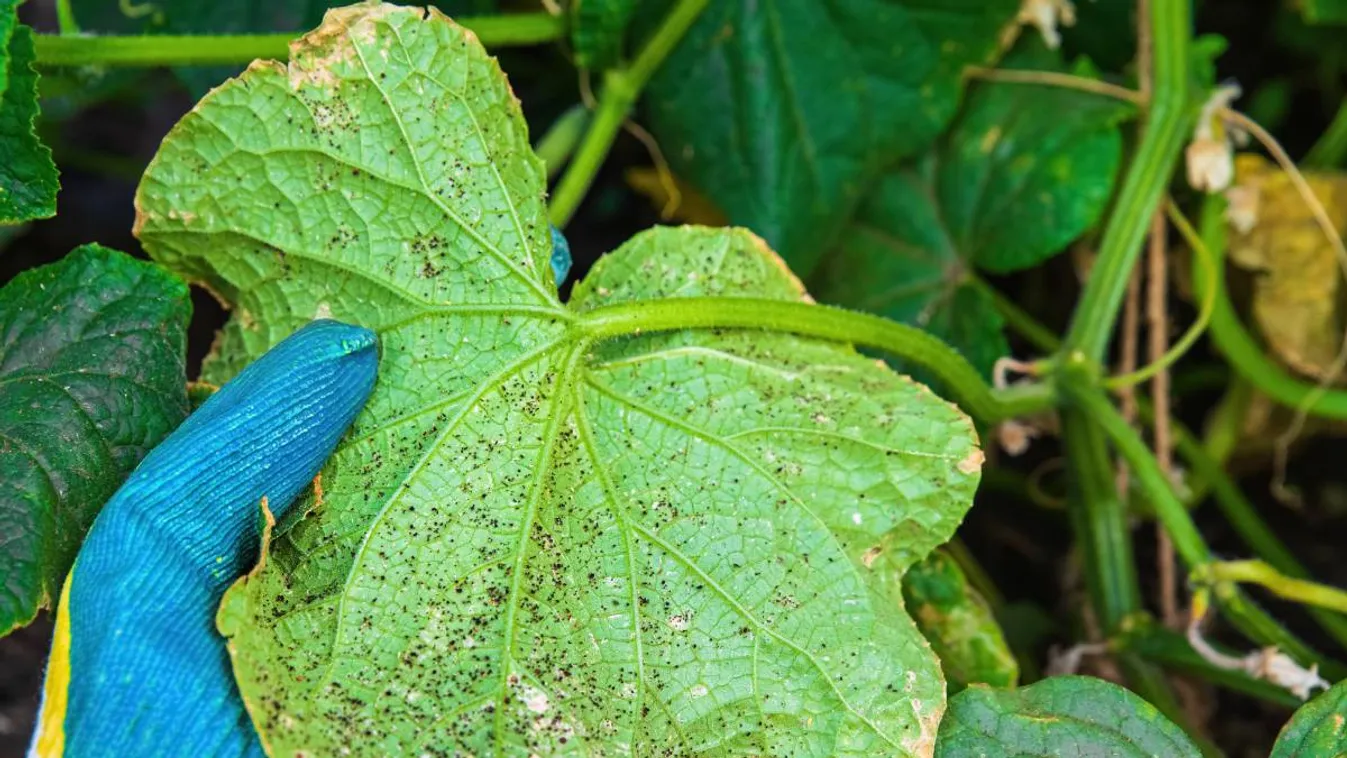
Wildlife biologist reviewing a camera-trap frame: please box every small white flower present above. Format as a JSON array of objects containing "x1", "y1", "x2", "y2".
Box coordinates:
[
  {"x1": 1186, "y1": 137, "x2": 1235, "y2": 193},
  {"x1": 1186, "y1": 84, "x2": 1243, "y2": 193},
  {"x1": 1018, "y1": 0, "x2": 1077, "y2": 49}
]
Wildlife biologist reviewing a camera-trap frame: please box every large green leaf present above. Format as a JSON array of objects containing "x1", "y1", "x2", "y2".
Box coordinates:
[
  {"x1": 1271, "y1": 678, "x2": 1347, "y2": 757},
  {"x1": 0, "y1": 25, "x2": 59, "y2": 224},
  {"x1": 935, "y1": 676, "x2": 1202, "y2": 757},
  {"x1": 811, "y1": 39, "x2": 1134, "y2": 378},
  {"x1": 136, "y1": 5, "x2": 982, "y2": 754},
  {"x1": 0, "y1": 244, "x2": 190, "y2": 634},
  {"x1": 901, "y1": 548, "x2": 1017, "y2": 693},
  {"x1": 635, "y1": 0, "x2": 1020, "y2": 274}
]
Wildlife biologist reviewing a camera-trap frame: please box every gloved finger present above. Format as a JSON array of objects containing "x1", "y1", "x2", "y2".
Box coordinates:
[{"x1": 30, "y1": 319, "x2": 378, "y2": 758}]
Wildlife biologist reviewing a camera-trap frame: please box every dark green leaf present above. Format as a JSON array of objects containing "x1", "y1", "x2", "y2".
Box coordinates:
[
  {"x1": 809, "y1": 157, "x2": 1008, "y2": 378},
  {"x1": 901, "y1": 548, "x2": 1017, "y2": 692},
  {"x1": 1, "y1": 26, "x2": 59, "y2": 224},
  {"x1": 637, "y1": 0, "x2": 1019, "y2": 274},
  {"x1": 0, "y1": 0, "x2": 17, "y2": 98},
  {"x1": 0, "y1": 245, "x2": 190, "y2": 634},
  {"x1": 1061, "y1": 0, "x2": 1135, "y2": 72},
  {"x1": 812, "y1": 39, "x2": 1133, "y2": 377},
  {"x1": 1297, "y1": 0, "x2": 1347, "y2": 25},
  {"x1": 1271, "y1": 678, "x2": 1347, "y2": 757},
  {"x1": 570, "y1": 0, "x2": 635, "y2": 70},
  {"x1": 924, "y1": 40, "x2": 1134, "y2": 273},
  {"x1": 935, "y1": 676, "x2": 1203, "y2": 757}
]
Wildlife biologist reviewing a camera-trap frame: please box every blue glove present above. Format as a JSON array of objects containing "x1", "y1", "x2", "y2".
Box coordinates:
[{"x1": 28, "y1": 320, "x2": 378, "y2": 758}]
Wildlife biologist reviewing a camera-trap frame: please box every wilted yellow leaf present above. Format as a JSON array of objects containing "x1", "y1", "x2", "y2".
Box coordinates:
[{"x1": 1227, "y1": 153, "x2": 1347, "y2": 381}]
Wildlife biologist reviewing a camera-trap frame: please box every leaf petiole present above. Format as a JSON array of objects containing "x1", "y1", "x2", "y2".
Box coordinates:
[
  {"x1": 579, "y1": 296, "x2": 1054, "y2": 422},
  {"x1": 1197, "y1": 561, "x2": 1347, "y2": 616}
]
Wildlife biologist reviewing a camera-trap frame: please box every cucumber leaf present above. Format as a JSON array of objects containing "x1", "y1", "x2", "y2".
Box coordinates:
[
  {"x1": 901, "y1": 549, "x2": 1018, "y2": 692},
  {"x1": 136, "y1": 5, "x2": 984, "y2": 754},
  {"x1": 1271, "y1": 678, "x2": 1347, "y2": 757},
  {"x1": 936, "y1": 676, "x2": 1202, "y2": 757},
  {"x1": 1, "y1": 24, "x2": 59, "y2": 224},
  {"x1": 812, "y1": 38, "x2": 1135, "y2": 378},
  {"x1": 635, "y1": 0, "x2": 1021, "y2": 274},
  {"x1": 0, "y1": 244, "x2": 190, "y2": 634}
]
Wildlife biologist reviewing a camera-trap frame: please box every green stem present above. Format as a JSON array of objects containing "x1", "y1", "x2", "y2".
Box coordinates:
[
  {"x1": 1201, "y1": 379, "x2": 1250, "y2": 467},
  {"x1": 1103, "y1": 214, "x2": 1218, "y2": 391},
  {"x1": 549, "y1": 0, "x2": 710, "y2": 227},
  {"x1": 579, "y1": 297, "x2": 1054, "y2": 422},
  {"x1": 978, "y1": 215, "x2": 1347, "y2": 658},
  {"x1": 1166, "y1": 414, "x2": 1347, "y2": 648},
  {"x1": 1305, "y1": 99, "x2": 1347, "y2": 168},
  {"x1": 55, "y1": 0, "x2": 80, "y2": 35},
  {"x1": 535, "y1": 104, "x2": 592, "y2": 179},
  {"x1": 944, "y1": 539, "x2": 1004, "y2": 610},
  {"x1": 1061, "y1": 0, "x2": 1192, "y2": 362},
  {"x1": 1200, "y1": 561, "x2": 1347, "y2": 616},
  {"x1": 1068, "y1": 377, "x2": 1342, "y2": 674},
  {"x1": 1188, "y1": 197, "x2": 1347, "y2": 419},
  {"x1": 1062, "y1": 407, "x2": 1141, "y2": 630},
  {"x1": 32, "y1": 13, "x2": 563, "y2": 67},
  {"x1": 1061, "y1": 376, "x2": 1212, "y2": 569}
]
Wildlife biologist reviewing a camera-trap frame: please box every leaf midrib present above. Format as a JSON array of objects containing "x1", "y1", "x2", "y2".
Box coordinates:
[{"x1": 491, "y1": 342, "x2": 586, "y2": 754}]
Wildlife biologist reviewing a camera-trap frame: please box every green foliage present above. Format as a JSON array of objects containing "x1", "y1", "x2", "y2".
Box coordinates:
[
  {"x1": 635, "y1": 0, "x2": 1020, "y2": 274},
  {"x1": 136, "y1": 6, "x2": 982, "y2": 753},
  {"x1": 900, "y1": 549, "x2": 1018, "y2": 692},
  {"x1": 0, "y1": 0, "x2": 16, "y2": 95},
  {"x1": 1296, "y1": 0, "x2": 1347, "y2": 25},
  {"x1": 8, "y1": 0, "x2": 1347, "y2": 752},
  {"x1": 0, "y1": 244, "x2": 190, "y2": 634},
  {"x1": 1271, "y1": 678, "x2": 1347, "y2": 757},
  {"x1": 1062, "y1": 0, "x2": 1135, "y2": 71},
  {"x1": 570, "y1": 0, "x2": 635, "y2": 70},
  {"x1": 812, "y1": 39, "x2": 1133, "y2": 377},
  {"x1": 936, "y1": 676, "x2": 1203, "y2": 757},
  {"x1": 1, "y1": 25, "x2": 58, "y2": 224}
]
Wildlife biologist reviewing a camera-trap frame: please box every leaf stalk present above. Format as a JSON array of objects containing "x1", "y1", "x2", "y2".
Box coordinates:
[
  {"x1": 579, "y1": 297, "x2": 1054, "y2": 422},
  {"x1": 32, "y1": 13, "x2": 562, "y2": 68}
]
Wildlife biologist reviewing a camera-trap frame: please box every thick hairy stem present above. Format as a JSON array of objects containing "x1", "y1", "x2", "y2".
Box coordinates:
[
  {"x1": 33, "y1": 13, "x2": 562, "y2": 66},
  {"x1": 1062, "y1": 0, "x2": 1192, "y2": 362},
  {"x1": 579, "y1": 297, "x2": 1054, "y2": 423}
]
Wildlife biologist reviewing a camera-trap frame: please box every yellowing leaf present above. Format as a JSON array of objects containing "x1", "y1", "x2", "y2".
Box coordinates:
[{"x1": 1227, "y1": 153, "x2": 1347, "y2": 381}]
